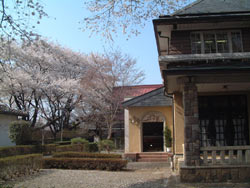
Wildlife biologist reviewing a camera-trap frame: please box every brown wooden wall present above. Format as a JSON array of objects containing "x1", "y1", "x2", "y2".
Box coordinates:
[
  {"x1": 242, "y1": 28, "x2": 250, "y2": 52},
  {"x1": 169, "y1": 31, "x2": 191, "y2": 55},
  {"x1": 169, "y1": 28, "x2": 250, "y2": 55}
]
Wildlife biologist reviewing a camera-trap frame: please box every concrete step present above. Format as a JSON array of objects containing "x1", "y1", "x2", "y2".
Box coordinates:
[
  {"x1": 138, "y1": 152, "x2": 169, "y2": 155},
  {"x1": 137, "y1": 158, "x2": 169, "y2": 162},
  {"x1": 138, "y1": 153, "x2": 170, "y2": 157},
  {"x1": 136, "y1": 152, "x2": 172, "y2": 162}
]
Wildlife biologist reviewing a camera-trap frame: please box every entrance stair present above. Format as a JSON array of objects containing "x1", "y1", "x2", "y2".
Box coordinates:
[{"x1": 136, "y1": 152, "x2": 172, "y2": 162}]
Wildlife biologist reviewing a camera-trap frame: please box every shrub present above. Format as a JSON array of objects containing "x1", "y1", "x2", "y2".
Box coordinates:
[
  {"x1": 9, "y1": 120, "x2": 33, "y2": 145},
  {"x1": 43, "y1": 158, "x2": 127, "y2": 171},
  {"x1": 0, "y1": 145, "x2": 37, "y2": 158},
  {"x1": 89, "y1": 142, "x2": 98, "y2": 152},
  {"x1": 164, "y1": 126, "x2": 172, "y2": 147},
  {"x1": 52, "y1": 152, "x2": 122, "y2": 159},
  {"x1": 0, "y1": 154, "x2": 43, "y2": 181},
  {"x1": 56, "y1": 144, "x2": 88, "y2": 153},
  {"x1": 71, "y1": 137, "x2": 89, "y2": 145},
  {"x1": 98, "y1": 140, "x2": 115, "y2": 153}
]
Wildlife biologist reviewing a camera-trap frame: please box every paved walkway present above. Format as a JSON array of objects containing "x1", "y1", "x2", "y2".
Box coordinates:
[{"x1": 2, "y1": 162, "x2": 250, "y2": 188}]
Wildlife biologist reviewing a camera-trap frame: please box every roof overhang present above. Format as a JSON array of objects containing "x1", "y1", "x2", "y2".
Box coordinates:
[
  {"x1": 153, "y1": 12, "x2": 250, "y2": 25},
  {"x1": 163, "y1": 67, "x2": 250, "y2": 94}
]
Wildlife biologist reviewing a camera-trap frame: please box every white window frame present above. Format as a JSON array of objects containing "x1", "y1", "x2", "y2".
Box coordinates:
[{"x1": 190, "y1": 30, "x2": 243, "y2": 54}]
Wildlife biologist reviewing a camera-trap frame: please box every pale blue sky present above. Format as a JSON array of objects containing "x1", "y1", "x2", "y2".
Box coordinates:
[{"x1": 35, "y1": 0, "x2": 163, "y2": 84}]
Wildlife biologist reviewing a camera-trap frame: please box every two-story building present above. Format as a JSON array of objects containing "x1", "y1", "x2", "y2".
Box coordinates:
[{"x1": 153, "y1": 0, "x2": 250, "y2": 182}]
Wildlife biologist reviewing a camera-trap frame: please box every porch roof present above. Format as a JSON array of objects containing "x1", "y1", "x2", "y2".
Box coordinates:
[{"x1": 122, "y1": 87, "x2": 172, "y2": 107}]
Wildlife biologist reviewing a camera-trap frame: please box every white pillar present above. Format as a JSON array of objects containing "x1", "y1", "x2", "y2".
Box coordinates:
[{"x1": 124, "y1": 108, "x2": 129, "y2": 153}]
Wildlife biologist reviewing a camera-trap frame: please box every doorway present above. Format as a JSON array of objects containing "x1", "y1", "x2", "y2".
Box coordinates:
[{"x1": 142, "y1": 122, "x2": 164, "y2": 152}]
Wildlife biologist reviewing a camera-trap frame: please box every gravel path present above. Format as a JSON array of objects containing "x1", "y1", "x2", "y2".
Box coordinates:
[
  {"x1": 12, "y1": 165, "x2": 171, "y2": 188},
  {"x1": 3, "y1": 162, "x2": 250, "y2": 188}
]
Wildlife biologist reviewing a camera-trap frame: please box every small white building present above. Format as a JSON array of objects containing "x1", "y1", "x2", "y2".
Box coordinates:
[{"x1": 0, "y1": 105, "x2": 28, "y2": 146}]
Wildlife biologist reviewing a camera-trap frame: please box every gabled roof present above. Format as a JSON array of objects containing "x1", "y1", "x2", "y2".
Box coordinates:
[
  {"x1": 173, "y1": 0, "x2": 250, "y2": 16},
  {"x1": 114, "y1": 84, "x2": 163, "y2": 98},
  {"x1": 122, "y1": 87, "x2": 172, "y2": 107},
  {"x1": 0, "y1": 105, "x2": 29, "y2": 117}
]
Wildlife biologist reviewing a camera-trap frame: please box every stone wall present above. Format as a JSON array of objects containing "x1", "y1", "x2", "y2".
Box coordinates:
[
  {"x1": 183, "y1": 82, "x2": 200, "y2": 166},
  {"x1": 180, "y1": 166, "x2": 250, "y2": 183}
]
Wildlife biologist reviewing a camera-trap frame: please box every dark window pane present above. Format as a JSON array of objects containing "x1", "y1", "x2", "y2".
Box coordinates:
[
  {"x1": 216, "y1": 33, "x2": 229, "y2": 53},
  {"x1": 204, "y1": 33, "x2": 216, "y2": 53},
  {"x1": 232, "y1": 32, "x2": 243, "y2": 52},
  {"x1": 199, "y1": 95, "x2": 249, "y2": 147},
  {"x1": 191, "y1": 33, "x2": 201, "y2": 54}
]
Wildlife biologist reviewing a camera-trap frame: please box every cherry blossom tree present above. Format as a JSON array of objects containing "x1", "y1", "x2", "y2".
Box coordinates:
[
  {"x1": 83, "y1": 0, "x2": 189, "y2": 40},
  {"x1": 79, "y1": 51, "x2": 144, "y2": 139},
  {"x1": 0, "y1": 0, "x2": 47, "y2": 41},
  {"x1": 0, "y1": 39, "x2": 88, "y2": 138},
  {"x1": 0, "y1": 39, "x2": 144, "y2": 140}
]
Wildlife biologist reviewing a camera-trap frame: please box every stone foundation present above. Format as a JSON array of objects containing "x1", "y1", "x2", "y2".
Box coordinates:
[
  {"x1": 180, "y1": 165, "x2": 250, "y2": 183},
  {"x1": 173, "y1": 154, "x2": 184, "y2": 172}
]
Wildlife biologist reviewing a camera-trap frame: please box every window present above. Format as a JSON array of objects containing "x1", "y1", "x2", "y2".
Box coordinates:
[
  {"x1": 231, "y1": 32, "x2": 243, "y2": 52},
  {"x1": 204, "y1": 33, "x2": 216, "y2": 53},
  {"x1": 216, "y1": 33, "x2": 229, "y2": 53},
  {"x1": 199, "y1": 95, "x2": 249, "y2": 147},
  {"x1": 191, "y1": 33, "x2": 201, "y2": 54},
  {"x1": 191, "y1": 31, "x2": 243, "y2": 54}
]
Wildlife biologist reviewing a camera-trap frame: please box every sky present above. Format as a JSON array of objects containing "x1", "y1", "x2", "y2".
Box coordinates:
[{"x1": 34, "y1": 0, "x2": 163, "y2": 85}]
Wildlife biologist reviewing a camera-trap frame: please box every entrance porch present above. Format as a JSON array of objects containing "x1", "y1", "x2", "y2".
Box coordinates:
[{"x1": 176, "y1": 75, "x2": 250, "y2": 182}]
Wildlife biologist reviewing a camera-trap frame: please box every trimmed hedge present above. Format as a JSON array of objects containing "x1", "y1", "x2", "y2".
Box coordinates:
[
  {"x1": 0, "y1": 154, "x2": 43, "y2": 181},
  {"x1": 55, "y1": 144, "x2": 88, "y2": 153},
  {"x1": 0, "y1": 145, "x2": 37, "y2": 158},
  {"x1": 43, "y1": 158, "x2": 127, "y2": 171},
  {"x1": 52, "y1": 152, "x2": 122, "y2": 159},
  {"x1": 0, "y1": 144, "x2": 90, "y2": 158},
  {"x1": 0, "y1": 142, "x2": 99, "y2": 158}
]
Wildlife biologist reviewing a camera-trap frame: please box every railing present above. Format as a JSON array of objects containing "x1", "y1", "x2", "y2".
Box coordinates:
[{"x1": 200, "y1": 146, "x2": 250, "y2": 166}]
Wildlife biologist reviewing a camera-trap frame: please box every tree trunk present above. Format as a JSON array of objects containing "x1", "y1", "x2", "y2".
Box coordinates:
[{"x1": 107, "y1": 124, "x2": 112, "y2": 140}]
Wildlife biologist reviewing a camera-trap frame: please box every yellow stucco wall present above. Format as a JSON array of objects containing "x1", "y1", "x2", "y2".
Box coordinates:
[
  {"x1": 173, "y1": 93, "x2": 185, "y2": 154},
  {"x1": 126, "y1": 92, "x2": 250, "y2": 154},
  {"x1": 127, "y1": 106, "x2": 173, "y2": 153}
]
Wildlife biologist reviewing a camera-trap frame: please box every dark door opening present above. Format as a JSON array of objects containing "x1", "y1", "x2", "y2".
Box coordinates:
[
  {"x1": 143, "y1": 122, "x2": 163, "y2": 152},
  {"x1": 199, "y1": 95, "x2": 249, "y2": 147}
]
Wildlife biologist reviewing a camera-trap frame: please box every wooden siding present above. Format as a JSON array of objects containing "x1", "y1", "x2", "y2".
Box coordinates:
[
  {"x1": 169, "y1": 28, "x2": 250, "y2": 55},
  {"x1": 169, "y1": 31, "x2": 191, "y2": 55},
  {"x1": 242, "y1": 28, "x2": 250, "y2": 52}
]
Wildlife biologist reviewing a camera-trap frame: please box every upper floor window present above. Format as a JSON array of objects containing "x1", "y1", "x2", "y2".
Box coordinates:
[{"x1": 191, "y1": 31, "x2": 243, "y2": 54}]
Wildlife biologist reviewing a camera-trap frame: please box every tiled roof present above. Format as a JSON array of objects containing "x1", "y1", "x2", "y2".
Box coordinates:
[
  {"x1": 119, "y1": 84, "x2": 163, "y2": 98},
  {"x1": 173, "y1": 0, "x2": 250, "y2": 16},
  {"x1": 122, "y1": 87, "x2": 172, "y2": 107},
  {"x1": 0, "y1": 105, "x2": 29, "y2": 117}
]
